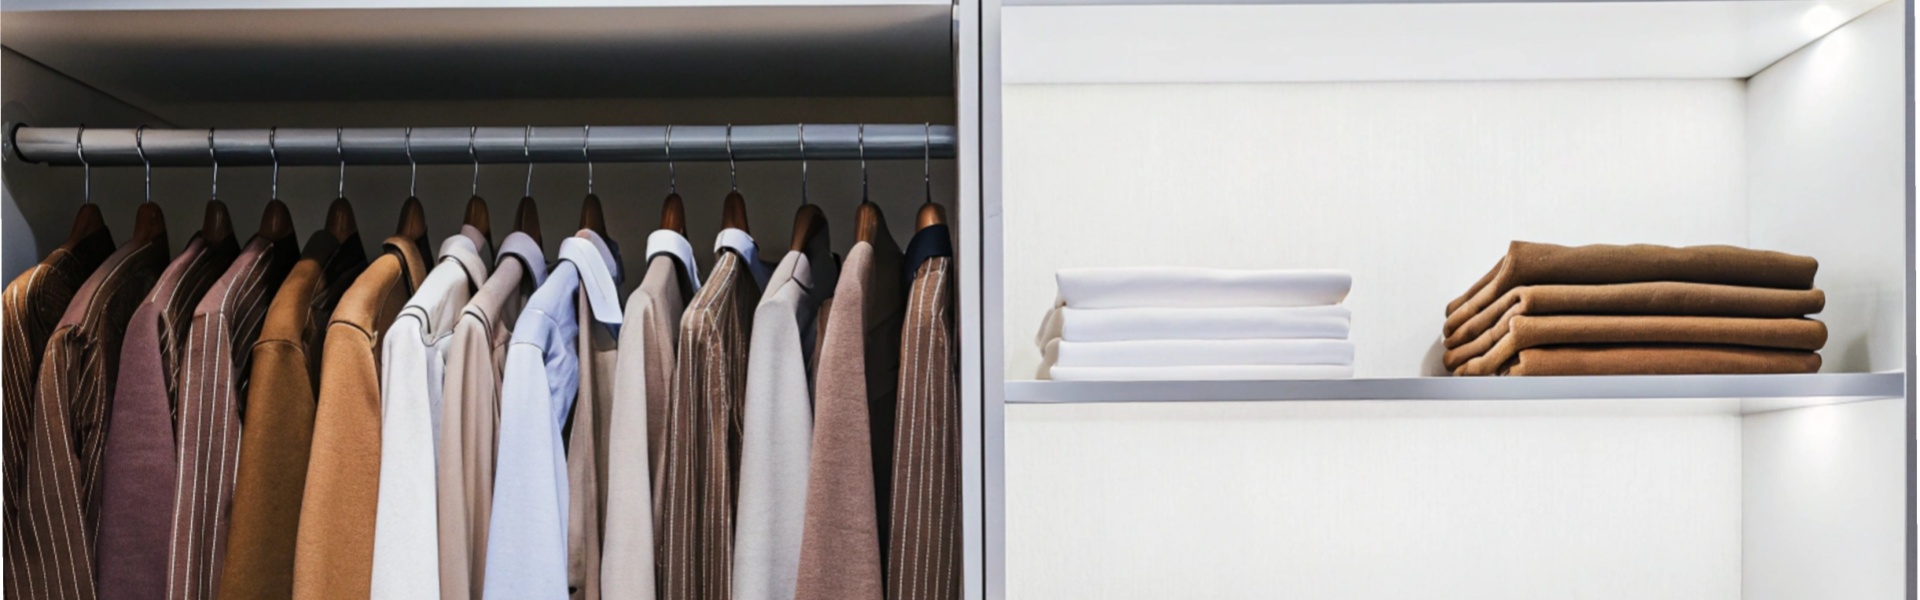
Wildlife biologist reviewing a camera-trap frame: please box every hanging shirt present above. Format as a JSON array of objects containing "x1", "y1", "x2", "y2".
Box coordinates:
[
  {"x1": 371, "y1": 235, "x2": 491, "y2": 599},
  {"x1": 796, "y1": 227, "x2": 903, "y2": 600},
  {"x1": 21, "y1": 225, "x2": 170, "y2": 600},
  {"x1": 642, "y1": 229, "x2": 699, "y2": 499},
  {"x1": 167, "y1": 230, "x2": 300, "y2": 600},
  {"x1": 485, "y1": 236, "x2": 620, "y2": 600},
  {"x1": 293, "y1": 236, "x2": 428, "y2": 600},
  {"x1": 439, "y1": 232, "x2": 547, "y2": 600},
  {"x1": 567, "y1": 230, "x2": 624, "y2": 600},
  {"x1": 732, "y1": 231, "x2": 835, "y2": 600},
  {"x1": 94, "y1": 233, "x2": 237, "y2": 600},
  {"x1": 2, "y1": 220, "x2": 113, "y2": 600},
  {"x1": 887, "y1": 224, "x2": 961, "y2": 600},
  {"x1": 658, "y1": 229, "x2": 765, "y2": 600},
  {"x1": 602, "y1": 229, "x2": 697, "y2": 600},
  {"x1": 220, "y1": 230, "x2": 368, "y2": 599}
]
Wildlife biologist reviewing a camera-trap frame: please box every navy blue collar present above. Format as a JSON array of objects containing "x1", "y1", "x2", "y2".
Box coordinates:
[{"x1": 902, "y1": 224, "x2": 952, "y2": 286}]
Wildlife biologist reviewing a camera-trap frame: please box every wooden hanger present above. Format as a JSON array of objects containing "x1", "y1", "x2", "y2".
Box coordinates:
[
  {"x1": 855, "y1": 201, "x2": 886, "y2": 245},
  {"x1": 580, "y1": 193, "x2": 607, "y2": 238},
  {"x1": 326, "y1": 197, "x2": 359, "y2": 242},
  {"x1": 789, "y1": 204, "x2": 827, "y2": 253},
  {"x1": 61, "y1": 204, "x2": 108, "y2": 252},
  {"x1": 465, "y1": 196, "x2": 492, "y2": 240},
  {"x1": 721, "y1": 190, "x2": 750, "y2": 233},
  {"x1": 660, "y1": 192, "x2": 686, "y2": 235},
  {"x1": 916, "y1": 202, "x2": 947, "y2": 231},
  {"x1": 395, "y1": 196, "x2": 430, "y2": 247},
  {"x1": 257, "y1": 199, "x2": 295, "y2": 242},
  {"x1": 514, "y1": 196, "x2": 542, "y2": 246},
  {"x1": 201, "y1": 200, "x2": 234, "y2": 245}
]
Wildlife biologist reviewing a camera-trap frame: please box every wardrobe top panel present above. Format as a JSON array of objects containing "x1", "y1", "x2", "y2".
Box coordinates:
[
  {"x1": 1004, "y1": 0, "x2": 1896, "y2": 84},
  {"x1": 1, "y1": 4, "x2": 954, "y2": 105}
]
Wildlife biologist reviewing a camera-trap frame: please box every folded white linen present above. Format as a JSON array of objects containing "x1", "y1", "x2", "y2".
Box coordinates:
[
  {"x1": 1055, "y1": 267, "x2": 1351, "y2": 309},
  {"x1": 1037, "y1": 305, "x2": 1351, "y2": 344},
  {"x1": 1047, "y1": 338, "x2": 1355, "y2": 368},
  {"x1": 1045, "y1": 364, "x2": 1355, "y2": 381}
]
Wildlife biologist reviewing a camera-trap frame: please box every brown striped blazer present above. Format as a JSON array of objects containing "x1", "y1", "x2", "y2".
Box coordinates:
[
  {"x1": 219, "y1": 230, "x2": 368, "y2": 600},
  {"x1": 167, "y1": 232, "x2": 300, "y2": 600},
  {"x1": 94, "y1": 233, "x2": 239, "y2": 600},
  {"x1": 20, "y1": 228, "x2": 171, "y2": 600},
  {"x1": 796, "y1": 229, "x2": 903, "y2": 600},
  {"x1": 292, "y1": 236, "x2": 427, "y2": 599},
  {"x1": 888, "y1": 226, "x2": 959, "y2": 600},
  {"x1": 658, "y1": 247, "x2": 760, "y2": 600},
  {"x1": 3, "y1": 225, "x2": 115, "y2": 600}
]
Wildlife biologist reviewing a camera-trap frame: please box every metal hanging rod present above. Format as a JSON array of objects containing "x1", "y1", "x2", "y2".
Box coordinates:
[{"x1": 8, "y1": 124, "x2": 957, "y2": 167}]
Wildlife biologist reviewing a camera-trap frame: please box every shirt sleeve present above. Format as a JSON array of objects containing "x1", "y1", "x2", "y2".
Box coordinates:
[
  {"x1": 371, "y1": 317, "x2": 442, "y2": 599},
  {"x1": 484, "y1": 342, "x2": 572, "y2": 600}
]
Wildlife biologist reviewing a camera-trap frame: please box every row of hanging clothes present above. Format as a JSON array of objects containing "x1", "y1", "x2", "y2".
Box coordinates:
[{"x1": 3, "y1": 125, "x2": 960, "y2": 600}]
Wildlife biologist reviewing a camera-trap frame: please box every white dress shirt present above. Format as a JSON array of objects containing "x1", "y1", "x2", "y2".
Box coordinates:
[
  {"x1": 371, "y1": 235, "x2": 489, "y2": 600},
  {"x1": 484, "y1": 237, "x2": 621, "y2": 600}
]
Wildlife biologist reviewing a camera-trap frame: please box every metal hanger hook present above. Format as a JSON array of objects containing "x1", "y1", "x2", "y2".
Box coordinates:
[
  {"x1": 336, "y1": 127, "x2": 346, "y2": 199},
  {"x1": 665, "y1": 125, "x2": 677, "y2": 195},
  {"x1": 858, "y1": 124, "x2": 868, "y2": 201},
  {"x1": 468, "y1": 126, "x2": 480, "y2": 197},
  {"x1": 208, "y1": 128, "x2": 219, "y2": 202},
  {"x1": 582, "y1": 125, "x2": 594, "y2": 195},
  {"x1": 923, "y1": 122, "x2": 933, "y2": 202},
  {"x1": 726, "y1": 124, "x2": 738, "y2": 191},
  {"x1": 798, "y1": 123, "x2": 808, "y2": 204},
  {"x1": 135, "y1": 125, "x2": 151, "y2": 204},
  {"x1": 268, "y1": 127, "x2": 280, "y2": 200},
  {"x1": 523, "y1": 125, "x2": 534, "y2": 198},
  {"x1": 405, "y1": 126, "x2": 417, "y2": 198},
  {"x1": 75, "y1": 125, "x2": 90, "y2": 205}
]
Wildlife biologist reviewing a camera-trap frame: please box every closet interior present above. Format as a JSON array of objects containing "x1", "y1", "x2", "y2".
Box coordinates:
[
  {"x1": 991, "y1": 0, "x2": 1911, "y2": 598},
  {"x1": 2, "y1": 2, "x2": 986, "y2": 599}
]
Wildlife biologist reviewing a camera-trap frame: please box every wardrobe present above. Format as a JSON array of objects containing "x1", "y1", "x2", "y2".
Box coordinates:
[{"x1": 2, "y1": 0, "x2": 1917, "y2": 599}]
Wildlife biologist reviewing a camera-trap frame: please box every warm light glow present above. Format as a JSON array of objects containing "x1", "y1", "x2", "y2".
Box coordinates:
[{"x1": 1800, "y1": 4, "x2": 1845, "y2": 37}]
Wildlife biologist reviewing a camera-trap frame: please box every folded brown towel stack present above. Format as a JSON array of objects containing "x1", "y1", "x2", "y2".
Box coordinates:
[{"x1": 1443, "y1": 242, "x2": 1826, "y2": 376}]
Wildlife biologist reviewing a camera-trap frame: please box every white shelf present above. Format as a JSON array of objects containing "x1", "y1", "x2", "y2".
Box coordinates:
[{"x1": 1006, "y1": 373, "x2": 1906, "y2": 414}]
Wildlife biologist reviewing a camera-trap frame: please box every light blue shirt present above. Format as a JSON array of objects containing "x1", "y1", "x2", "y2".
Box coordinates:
[{"x1": 483, "y1": 235, "x2": 621, "y2": 599}]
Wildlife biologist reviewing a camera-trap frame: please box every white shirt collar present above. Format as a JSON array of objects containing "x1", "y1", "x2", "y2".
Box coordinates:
[
  {"x1": 713, "y1": 227, "x2": 771, "y2": 290},
  {"x1": 647, "y1": 229, "x2": 701, "y2": 292},
  {"x1": 497, "y1": 231, "x2": 548, "y2": 287},
  {"x1": 559, "y1": 236, "x2": 624, "y2": 330},
  {"x1": 437, "y1": 234, "x2": 489, "y2": 289}
]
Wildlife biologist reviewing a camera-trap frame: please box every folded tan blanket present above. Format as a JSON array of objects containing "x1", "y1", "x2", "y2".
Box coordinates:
[
  {"x1": 1445, "y1": 241, "x2": 1819, "y2": 332},
  {"x1": 1450, "y1": 315, "x2": 1828, "y2": 375},
  {"x1": 1496, "y1": 345, "x2": 1822, "y2": 376},
  {"x1": 1443, "y1": 282, "x2": 1826, "y2": 349}
]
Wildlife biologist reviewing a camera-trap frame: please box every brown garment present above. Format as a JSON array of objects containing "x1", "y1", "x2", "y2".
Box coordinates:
[
  {"x1": 796, "y1": 232, "x2": 903, "y2": 600},
  {"x1": 569, "y1": 286, "x2": 618, "y2": 600},
  {"x1": 439, "y1": 242, "x2": 539, "y2": 600},
  {"x1": 21, "y1": 229, "x2": 170, "y2": 600},
  {"x1": 888, "y1": 253, "x2": 960, "y2": 600},
  {"x1": 658, "y1": 248, "x2": 760, "y2": 600},
  {"x1": 95, "y1": 233, "x2": 238, "y2": 600},
  {"x1": 1501, "y1": 345, "x2": 1822, "y2": 376},
  {"x1": 1445, "y1": 242, "x2": 1819, "y2": 335},
  {"x1": 1451, "y1": 315, "x2": 1828, "y2": 376},
  {"x1": 2, "y1": 223, "x2": 114, "y2": 600},
  {"x1": 1443, "y1": 282, "x2": 1827, "y2": 350},
  {"x1": 292, "y1": 237, "x2": 427, "y2": 600},
  {"x1": 220, "y1": 231, "x2": 367, "y2": 600},
  {"x1": 168, "y1": 233, "x2": 300, "y2": 600}
]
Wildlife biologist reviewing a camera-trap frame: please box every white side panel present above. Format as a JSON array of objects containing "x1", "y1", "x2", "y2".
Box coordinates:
[
  {"x1": 1743, "y1": 398, "x2": 1909, "y2": 600},
  {"x1": 1006, "y1": 403, "x2": 1743, "y2": 600},
  {"x1": 1002, "y1": 80, "x2": 1749, "y2": 379},
  {"x1": 1748, "y1": 1, "x2": 1910, "y2": 373}
]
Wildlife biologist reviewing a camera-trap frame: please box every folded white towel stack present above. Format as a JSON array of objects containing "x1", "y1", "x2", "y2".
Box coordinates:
[{"x1": 1037, "y1": 267, "x2": 1356, "y2": 381}]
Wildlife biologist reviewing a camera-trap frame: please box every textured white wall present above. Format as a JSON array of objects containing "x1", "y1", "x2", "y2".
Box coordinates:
[
  {"x1": 1003, "y1": 80, "x2": 1750, "y2": 379},
  {"x1": 1747, "y1": 0, "x2": 1909, "y2": 373}
]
